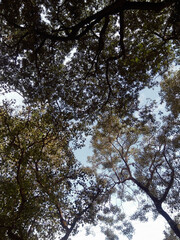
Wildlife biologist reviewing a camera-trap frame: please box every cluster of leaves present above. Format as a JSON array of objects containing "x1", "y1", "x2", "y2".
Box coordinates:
[
  {"x1": 0, "y1": 0, "x2": 179, "y2": 122},
  {"x1": 160, "y1": 70, "x2": 180, "y2": 118},
  {"x1": 89, "y1": 102, "x2": 180, "y2": 238},
  {"x1": 0, "y1": 102, "x2": 111, "y2": 240}
]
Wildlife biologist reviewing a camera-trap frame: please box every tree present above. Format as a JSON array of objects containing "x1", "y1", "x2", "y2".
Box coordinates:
[
  {"x1": 89, "y1": 110, "x2": 180, "y2": 239},
  {"x1": 0, "y1": 102, "x2": 109, "y2": 240},
  {"x1": 0, "y1": 0, "x2": 179, "y2": 122},
  {"x1": 1, "y1": 1, "x2": 180, "y2": 239}
]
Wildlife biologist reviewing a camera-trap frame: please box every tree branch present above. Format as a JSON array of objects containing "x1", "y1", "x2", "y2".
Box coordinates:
[
  {"x1": 60, "y1": 187, "x2": 102, "y2": 240},
  {"x1": 132, "y1": 177, "x2": 180, "y2": 238},
  {"x1": 56, "y1": 203, "x2": 69, "y2": 231},
  {"x1": 38, "y1": 0, "x2": 176, "y2": 41}
]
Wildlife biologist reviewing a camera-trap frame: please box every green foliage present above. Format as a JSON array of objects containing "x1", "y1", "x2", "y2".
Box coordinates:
[
  {"x1": 0, "y1": 0, "x2": 180, "y2": 239},
  {"x1": 89, "y1": 107, "x2": 180, "y2": 238},
  {"x1": 0, "y1": 103, "x2": 108, "y2": 240},
  {"x1": 0, "y1": 0, "x2": 179, "y2": 122},
  {"x1": 160, "y1": 70, "x2": 180, "y2": 118}
]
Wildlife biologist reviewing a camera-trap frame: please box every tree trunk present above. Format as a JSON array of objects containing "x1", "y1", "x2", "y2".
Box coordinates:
[
  {"x1": 132, "y1": 178, "x2": 180, "y2": 238},
  {"x1": 154, "y1": 202, "x2": 180, "y2": 239}
]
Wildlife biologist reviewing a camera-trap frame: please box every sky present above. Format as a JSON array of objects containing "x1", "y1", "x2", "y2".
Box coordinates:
[
  {"x1": 74, "y1": 216, "x2": 166, "y2": 240},
  {"x1": 0, "y1": 86, "x2": 169, "y2": 240},
  {"x1": 73, "y1": 85, "x2": 168, "y2": 240}
]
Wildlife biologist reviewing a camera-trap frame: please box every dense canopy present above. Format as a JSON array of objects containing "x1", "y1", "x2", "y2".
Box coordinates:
[
  {"x1": 0, "y1": 103, "x2": 110, "y2": 240},
  {"x1": 0, "y1": 0, "x2": 180, "y2": 239},
  {"x1": 0, "y1": 0, "x2": 179, "y2": 121}
]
